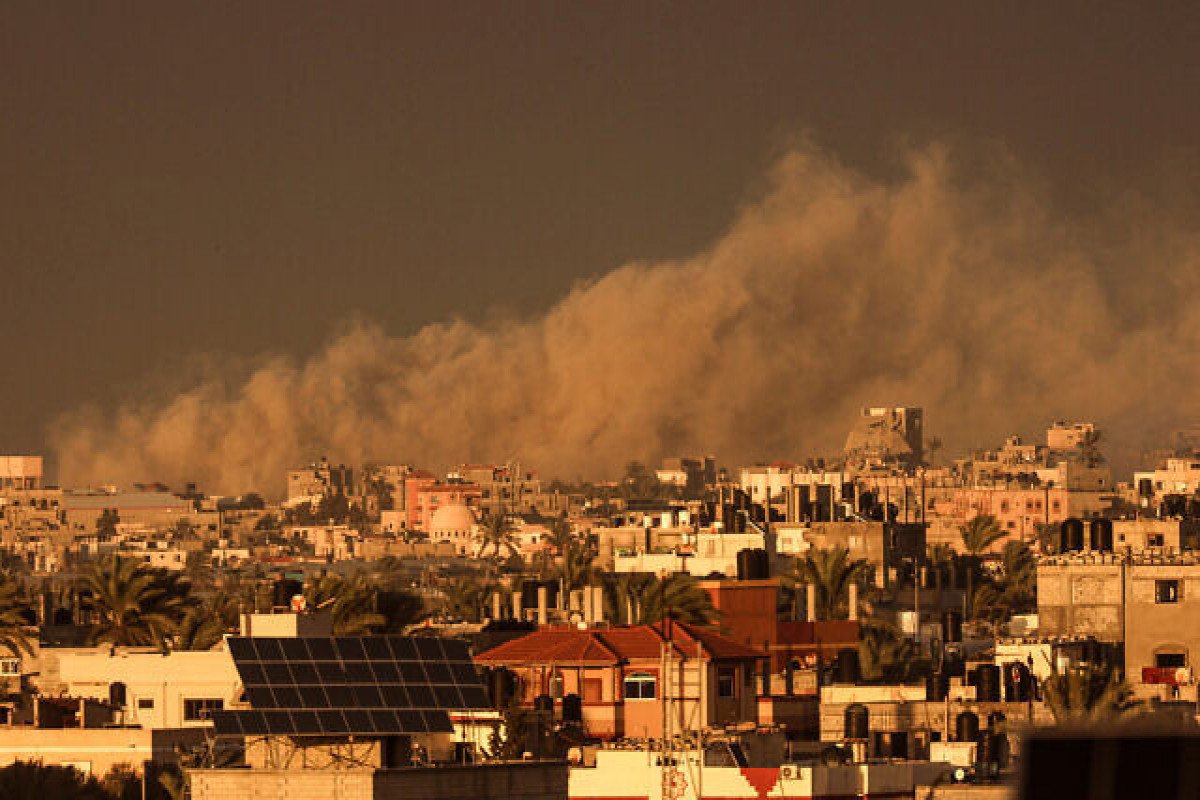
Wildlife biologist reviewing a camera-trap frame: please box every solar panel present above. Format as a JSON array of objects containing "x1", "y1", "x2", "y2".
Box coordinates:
[{"x1": 212, "y1": 635, "x2": 488, "y2": 738}]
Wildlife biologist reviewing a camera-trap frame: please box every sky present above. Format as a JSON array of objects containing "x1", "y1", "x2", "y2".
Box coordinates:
[{"x1": 3, "y1": 2, "x2": 1199, "y2": 490}]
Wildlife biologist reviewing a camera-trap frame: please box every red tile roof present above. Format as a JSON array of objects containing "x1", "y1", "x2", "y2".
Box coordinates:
[{"x1": 475, "y1": 620, "x2": 765, "y2": 665}]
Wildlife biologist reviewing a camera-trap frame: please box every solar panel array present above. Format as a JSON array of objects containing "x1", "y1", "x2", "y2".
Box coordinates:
[{"x1": 212, "y1": 635, "x2": 490, "y2": 737}]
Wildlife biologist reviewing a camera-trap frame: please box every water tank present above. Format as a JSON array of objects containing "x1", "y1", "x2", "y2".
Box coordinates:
[
  {"x1": 561, "y1": 693, "x2": 582, "y2": 723},
  {"x1": 976, "y1": 665, "x2": 1001, "y2": 702},
  {"x1": 1089, "y1": 519, "x2": 1114, "y2": 552},
  {"x1": 1003, "y1": 662, "x2": 1031, "y2": 702},
  {"x1": 844, "y1": 703, "x2": 869, "y2": 740},
  {"x1": 1061, "y1": 518, "x2": 1085, "y2": 552},
  {"x1": 941, "y1": 610, "x2": 963, "y2": 643},
  {"x1": 926, "y1": 673, "x2": 949, "y2": 702},
  {"x1": 955, "y1": 711, "x2": 979, "y2": 743},
  {"x1": 977, "y1": 732, "x2": 1004, "y2": 773},
  {"x1": 835, "y1": 648, "x2": 861, "y2": 683},
  {"x1": 109, "y1": 681, "x2": 127, "y2": 707}
]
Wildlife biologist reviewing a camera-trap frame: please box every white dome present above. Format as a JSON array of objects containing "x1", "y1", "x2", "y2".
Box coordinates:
[{"x1": 430, "y1": 503, "x2": 476, "y2": 533}]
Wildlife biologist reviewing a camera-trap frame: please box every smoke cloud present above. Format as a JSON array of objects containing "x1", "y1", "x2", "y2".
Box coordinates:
[{"x1": 52, "y1": 142, "x2": 1200, "y2": 495}]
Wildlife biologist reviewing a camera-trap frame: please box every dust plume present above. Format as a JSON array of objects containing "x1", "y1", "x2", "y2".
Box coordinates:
[{"x1": 51, "y1": 142, "x2": 1200, "y2": 495}]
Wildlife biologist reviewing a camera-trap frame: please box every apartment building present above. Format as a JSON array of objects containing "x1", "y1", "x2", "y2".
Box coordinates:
[{"x1": 1038, "y1": 553, "x2": 1200, "y2": 692}]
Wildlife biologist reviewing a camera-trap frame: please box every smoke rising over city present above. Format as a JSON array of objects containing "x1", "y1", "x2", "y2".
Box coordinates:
[{"x1": 51, "y1": 142, "x2": 1200, "y2": 495}]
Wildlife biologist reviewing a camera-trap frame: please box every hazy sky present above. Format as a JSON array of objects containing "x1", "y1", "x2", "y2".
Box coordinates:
[{"x1": 3, "y1": 2, "x2": 1199, "y2": 473}]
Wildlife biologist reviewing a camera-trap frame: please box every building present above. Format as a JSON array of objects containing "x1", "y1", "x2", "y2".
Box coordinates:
[
  {"x1": 1038, "y1": 553, "x2": 1200, "y2": 694},
  {"x1": 286, "y1": 458, "x2": 355, "y2": 507},
  {"x1": 844, "y1": 407, "x2": 924, "y2": 471},
  {"x1": 474, "y1": 621, "x2": 764, "y2": 740},
  {"x1": 0, "y1": 455, "x2": 43, "y2": 490}
]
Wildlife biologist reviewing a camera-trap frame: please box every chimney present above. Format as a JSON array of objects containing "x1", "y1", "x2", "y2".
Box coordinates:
[
  {"x1": 491, "y1": 592, "x2": 503, "y2": 621},
  {"x1": 537, "y1": 586, "x2": 549, "y2": 626},
  {"x1": 512, "y1": 591, "x2": 523, "y2": 622},
  {"x1": 806, "y1": 583, "x2": 817, "y2": 622},
  {"x1": 848, "y1": 583, "x2": 858, "y2": 621}
]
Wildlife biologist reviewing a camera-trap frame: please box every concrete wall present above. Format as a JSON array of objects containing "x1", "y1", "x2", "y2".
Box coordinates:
[
  {"x1": 0, "y1": 726, "x2": 206, "y2": 777},
  {"x1": 189, "y1": 762, "x2": 568, "y2": 800}
]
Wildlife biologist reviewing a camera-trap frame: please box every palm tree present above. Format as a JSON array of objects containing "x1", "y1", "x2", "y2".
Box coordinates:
[
  {"x1": 442, "y1": 576, "x2": 497, "y2": 623},
  {"x1": 556, "y1": 536, "x2": 599, "y2": 595},
  {"x1": 0, "y1": 577, "x2": 34, "y2": 658},
  {"x1": 998, "y1": 540, "x2": 1037, "y2": 613},
  {"x1": 1041, "y1": 663, "x2": 1138, "y2": 724},
  {"x1": 174, "y1": 602, "x2": 230, "y2": 651},
  {"x1": 604, "y1": 573, "x2": 716, "y2": 625},
  {"x1": 926, "y1": 543, "x2": 955, "y2": 612},
  {"x1": 640, "y1": 573, "x2": 717, "y2": 625},
  {"x1": 959, "y1": 515, "x2": 1005, "y2": 615},
  {"x1": 858, "y1": 620, "x2": 923, "y2": 683},
  {"x1": 83, "y1": 556, "x2": 192, "y2": 647},
  {"x1": 478, "y1": 513, "x2": 519, "y2": 562},
  {"x1": 306, "y1": 574, "x2": 386, "y2": 635},
  {"x1": 543, "y1": 515, "x2": 573, "y2": 555},
  {"x1": 306, "y1": 573, "x2": 426, "y2": 635},
  {"x1": 784, "y1": 546, "x2": 871, "y2": 621}
]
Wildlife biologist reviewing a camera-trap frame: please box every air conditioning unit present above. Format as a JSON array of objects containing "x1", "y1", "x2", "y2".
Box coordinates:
[{"x1": 780, "y1": 765, "x2": 799, "y2": 780}]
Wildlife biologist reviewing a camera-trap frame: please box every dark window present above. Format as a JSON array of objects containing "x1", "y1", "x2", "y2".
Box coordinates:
[
  {"x1": 624, "y1": 672, "x2": 656, "y2": 700},
  {"x1": 1156, "y1": 580, "x2": 1180, "y2": 604},
  {"x1": 138, "y1": 697, "x2": 155, "y2": 710},
  {"x1": 717, "y1": 667, "x2": 737, "y2": 698},
  {"x1": 184, "y1": 698, "x2": 224, "y2": 721},
  {"x1": 1156, "y1": 652, "x2": 1187, "y2": 668}
]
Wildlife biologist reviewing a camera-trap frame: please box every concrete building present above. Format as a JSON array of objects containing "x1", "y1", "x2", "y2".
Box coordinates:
[
  {"x1": 1038, "y1": 553, "x2": 1200, "y2": 692},
  {"x1": 286, "y1": 458, "x2": 355, "y2": 506},
  {"x1": 0, "y1": 455, "x2": 43, "y2": 490},
  {"x1": 843, "y1": 407, "x2": 924, "y2": 471}
]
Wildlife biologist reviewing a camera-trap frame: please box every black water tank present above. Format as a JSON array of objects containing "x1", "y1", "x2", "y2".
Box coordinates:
[
  {"x1": 977, "y1": 731, "x2": 1004, "y2": 771},
  {"x1": 926, "y1": 673, "x2": 950, "y2": 702},
  {"x1": 736, "y1": 549, "x2": 754, "y2": 580},
  {"x1": 977, "y1": 664, "x2": 1001, "y2": 702},
  {"x1": 835, "y1": 648, "x2": 861, "y2": 683},
  {"x1": 1003, "y1": 662, "x2": 1032, "y2": 702},
  {"x1": 1089, "y1": 519, "x2": 1114, "y2": 552},
  {"x1": 109, "y1": 681, "x2": 126, "y2": 707},
  {"x1": 844, "y1": 703, "x2": 869, "y2": 740},
  {"x1": 561, "y1": 693, "x2": 582, "y2": 722},
  {"x1": 1061, "y1": 518, "x2": 1085, "y2": 552},
  {"x1": 955, "y1": 711, "x2": 979, "y2": 743},
  {"x1": 942, "y1": 610, "x2": 963, "y2": 643}
]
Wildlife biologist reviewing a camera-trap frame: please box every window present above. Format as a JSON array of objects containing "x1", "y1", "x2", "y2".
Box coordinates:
[
  {"x1": 624, "y1": 673, "x2": 656, "y2": 700},
  {"x1": 0, "y1": 659, "x2": 19, "y2": 676},
  {"x1": 138, "y1": 698, "x2": 155, "y2": 710},
  {"x1": 1156, "y1": 652, "x2": 1187, "y2": 668},
  {"x1": 183, "y1": 698, "x2": 224, "y2": 721},
  {"x1": 1156, "y1": 580, "x2": 1180, "y2": 604},
  {"x1": 717, "y1": 667, "x2": 737, "y2": 698},
  {"x1": 1148, "y1": 534, "x2": 1166, "y2": 548}
]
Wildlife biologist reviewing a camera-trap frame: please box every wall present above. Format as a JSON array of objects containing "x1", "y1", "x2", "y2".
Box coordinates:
[
  {"x1": 0, "y1": 727, "x2": 205, "y2": 777},
  {"x1": 188, "y1": 762, "x2": 568, "y2": 800}
]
